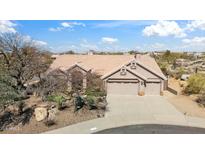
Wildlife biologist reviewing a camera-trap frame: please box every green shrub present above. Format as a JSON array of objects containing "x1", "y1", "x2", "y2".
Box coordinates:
[
  {"x1": 86, "y1": 95, "x2": 96, "y2": 105},
  {"x1": 175, "y1": 67, "x2": 186, "y2": 79},
  {"x1": 86, "y1": 73, "x2": 106, "y2": 97},
  {"x1": 184, "y1": 74, "x2": 205, "y2": 94},
  {"x1": 197, "y1": 89, "x2": 205, "y2": 105},
  {"x1": 158, "y1": 62, "x2": 169, "y2": 76},
  {"x1": 47, "y1": 95, "x2": 66, "y2": 110},
  {"x1": 85, "y1": 88, "x2": 106, "y2": 97},
  {"x1": 74, "y1": 96, "x2": 84, "y2": 111},
  {"x1": 0, "y1": 74, "x2": 23, "y2": 106},
  {"x1": 86, "y1": 95, "x2": 97, "y2": 110}
]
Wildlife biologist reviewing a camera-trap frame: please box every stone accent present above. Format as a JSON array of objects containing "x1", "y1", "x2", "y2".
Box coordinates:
[
  {"x1": 34, "y1": 107, "x2": 48, "y2": 122},
  {"x1": 83, "y1": 75, "x2": 87, "y2": 90},
  {"x1": 67, "y1": 73, "x2": 72, "y2": 92}
]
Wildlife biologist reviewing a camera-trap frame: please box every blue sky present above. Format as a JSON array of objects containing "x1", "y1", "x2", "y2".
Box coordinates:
[{"x1": 1, "y1": 20, "x2": 205, "y2": 52}]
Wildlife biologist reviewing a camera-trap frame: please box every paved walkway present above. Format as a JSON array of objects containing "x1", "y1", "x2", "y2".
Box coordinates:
[{"x1": 45, "y1": 95, "x2": 205, "y2": 134}]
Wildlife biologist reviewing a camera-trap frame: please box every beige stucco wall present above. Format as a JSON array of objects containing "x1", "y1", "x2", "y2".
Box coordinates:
[
  {"x1": 106, "y1": 69, "x2": 141, "y2": 80},
  {"x1": 102, "y1": 61, "x2": 167, "y2": 95},
  {"x1": 127, "y1": 63, "x2": 158, "y2": 79}
]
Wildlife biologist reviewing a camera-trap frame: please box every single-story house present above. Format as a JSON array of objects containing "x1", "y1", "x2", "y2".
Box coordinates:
[{"x1": 49, "y1": 54, "x2": 167, "y2": 96}]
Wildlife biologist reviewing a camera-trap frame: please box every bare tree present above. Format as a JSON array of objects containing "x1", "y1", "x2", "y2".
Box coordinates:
[
  {"x1": 71, "y1": 70, "x2": 83, "y2": 91},
  {"x1": 0, "y1": 33, "x2": 52, "y2": 93},
  {"x1": 34, "y1": 69, "x2": 69, "y2": 98}
]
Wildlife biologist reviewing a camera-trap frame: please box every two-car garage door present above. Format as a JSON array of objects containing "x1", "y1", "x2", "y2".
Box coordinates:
[
  {"x1": 107, "y1": 82, "x2": 139, "y2": 95},
  {"x1": 107, "y1": 81, "x2": 161, "y2": 95}
]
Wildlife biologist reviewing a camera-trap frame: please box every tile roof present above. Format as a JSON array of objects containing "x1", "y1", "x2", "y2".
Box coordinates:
[{"x1": 50, "y1": 54, "x2": 166, "y2": 79}]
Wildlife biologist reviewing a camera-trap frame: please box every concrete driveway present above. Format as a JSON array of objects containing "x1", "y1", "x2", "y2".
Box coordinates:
[
  {"x1": 106, "y1": 95, "x2": 186, "y2": 123},
  {"x1": 45, "y1": 95, "x2": 205, "y2": 134}
]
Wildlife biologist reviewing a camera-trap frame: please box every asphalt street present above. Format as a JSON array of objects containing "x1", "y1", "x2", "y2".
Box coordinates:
[{"x1": 95, "y1": 124, "x2": 205, "y2": 134}]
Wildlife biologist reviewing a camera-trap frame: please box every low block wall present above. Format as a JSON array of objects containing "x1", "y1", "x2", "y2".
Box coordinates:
[{"x1": 167, "y1": 86, "x2": 178, "y2": 95}]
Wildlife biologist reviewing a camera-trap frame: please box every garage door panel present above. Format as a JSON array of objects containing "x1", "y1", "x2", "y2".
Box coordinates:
[
  {"x1": 146, "y1": 83, "x2": 161, "y2": 95},
  {"x1": 107, "y1": 82, "x2": 139, "y2": 95}
]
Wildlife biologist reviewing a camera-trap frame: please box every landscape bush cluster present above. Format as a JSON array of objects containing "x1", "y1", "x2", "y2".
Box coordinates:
[
  {"x1": 46, "y1": 95, "x2": 66, "y2": 110},
  {"x1": 184, "y1": 74, "x2": 205, "y2": 95},
  {"x1": 0, "y1": 33, "x2": 52, "y2": 107},
  {"x1": 155, "y1": 50, "x2": 196, "y2": 78}
]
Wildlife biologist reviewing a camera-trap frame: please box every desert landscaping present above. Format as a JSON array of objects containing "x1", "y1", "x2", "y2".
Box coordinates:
[
  {"x1": 0, "y1": 33, "x2": 107, "y2": 133},
  {"x1": 1, "y1": 32, "x2": 205, "y2": 134}
]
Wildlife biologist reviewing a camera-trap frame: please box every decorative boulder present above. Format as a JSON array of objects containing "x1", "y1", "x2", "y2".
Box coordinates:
[
  {"x1": 97, "y1": 102, "x2": 107, "y2": 110},
  {"x1": 48, "y1": 109, "x2": 56, "y2": 121},
  {"x1": 44, "y1": 107, "x2": 57, "y2": 126},
  {"x1": 72, "y1": 93, "x2": 77, "y2": 97},
  {"x1": 37, "y1": 103, "x2": 48, "y2": 108},
  {"x1": 34, "y1": 107, "x2": 48, "y2": 122}
]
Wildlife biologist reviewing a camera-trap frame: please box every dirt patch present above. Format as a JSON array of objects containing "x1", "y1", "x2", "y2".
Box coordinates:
[
  {"x1": 164, "y1": 91, "x2": 205, "y2": 118},
  {"x1": 168, "y1": 78, "x2": 187, "y2": 93}
]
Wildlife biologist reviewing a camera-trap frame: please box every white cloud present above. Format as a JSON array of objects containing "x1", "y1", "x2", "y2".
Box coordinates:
[
  {"x1": 181, "y1": 37, "x2": 205, "y2": 51},
  {"x1": 101, "y1": 37, "x2": 118, "y2": 44},
  {"x1": 186, "y1": 20, "x2": 205, "y2": 31},
  {"x1": 80, "y1": 39, "x2": 98, "y2": 50},
  {"x1": 135, "y1": 45, "x2": 142, "y2": 50},
  {"x1": 61, "y1": 22, "x2": 72, "y2": 28},
  {"x1": 0, "y1": 20, "x2": 17, "y2": 33},
  {"x1": 22, "y1": 35, "x2": 32, "y2": 42},
  {"x1": 49, "y1": 22, "x2": 85, "y2": 32},
  {"x1": 150, "y1": 43, "x2": 166, "y2": 49},
  {"x1": 72, "y1": 22, "x2": 86, "y2": 27},
  {"x1": 143, "y1": 20, "x2": 186, "y2": 38},
  {"x1": 141, "y1": 43, "x2": 167, "y2": 51},
  {"x1": 49, "y1": 27, "x2": 63, "y2": 32},
  {"x1": 94, "y1": 21, "x2": 155, "y2": 28},
  {"x1": 33, "y1": 40, "x2": 47, "y2": 46},
  {"x1": 22, "y1": 35, "x2": 47, "y2": 47},
  {"x1": 182, "y1": 37, "x2": 205, "y2": 46},
  {"x1": 70, "y1": 45, "x2": 77, "y2": 48}
]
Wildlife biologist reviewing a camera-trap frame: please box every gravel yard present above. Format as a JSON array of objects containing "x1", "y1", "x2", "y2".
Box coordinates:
[
  {"x1": 0, "y1": 106, "x2": 104, "y2": 134},
  {"x1": 0, "y1": 96, "x2": 105, "y2": 134},
  {"x1": 164, "y1": 91, "x2": 205, "y2": 118}
]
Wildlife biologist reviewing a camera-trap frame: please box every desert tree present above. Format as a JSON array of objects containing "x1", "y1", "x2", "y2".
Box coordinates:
[
  {"x1": 35, "y1": 69, "x2": 69, "y2": 98},
  {"x1": 0, "y1": 33, "x2": 52, "y2": 96}
]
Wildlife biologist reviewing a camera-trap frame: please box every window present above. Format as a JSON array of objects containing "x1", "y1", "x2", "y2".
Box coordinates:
[
  {"x1": 130, "y1": 61, "x2": 137, "y2": 69},
  {"x1": 120, "y1": 67, "x2": 127, "y2": 75}
]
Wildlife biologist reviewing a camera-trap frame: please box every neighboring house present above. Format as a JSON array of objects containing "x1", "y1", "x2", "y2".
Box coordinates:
[
  {"x1": 87, "y1": 50, "x2": 94, "y2": 55},
  {"x1": 175, "y1": 59, "x2": 190, "y2": 67},
  {"x1": 49, "y1": 54, "x2": 167, "y2": 96}
]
